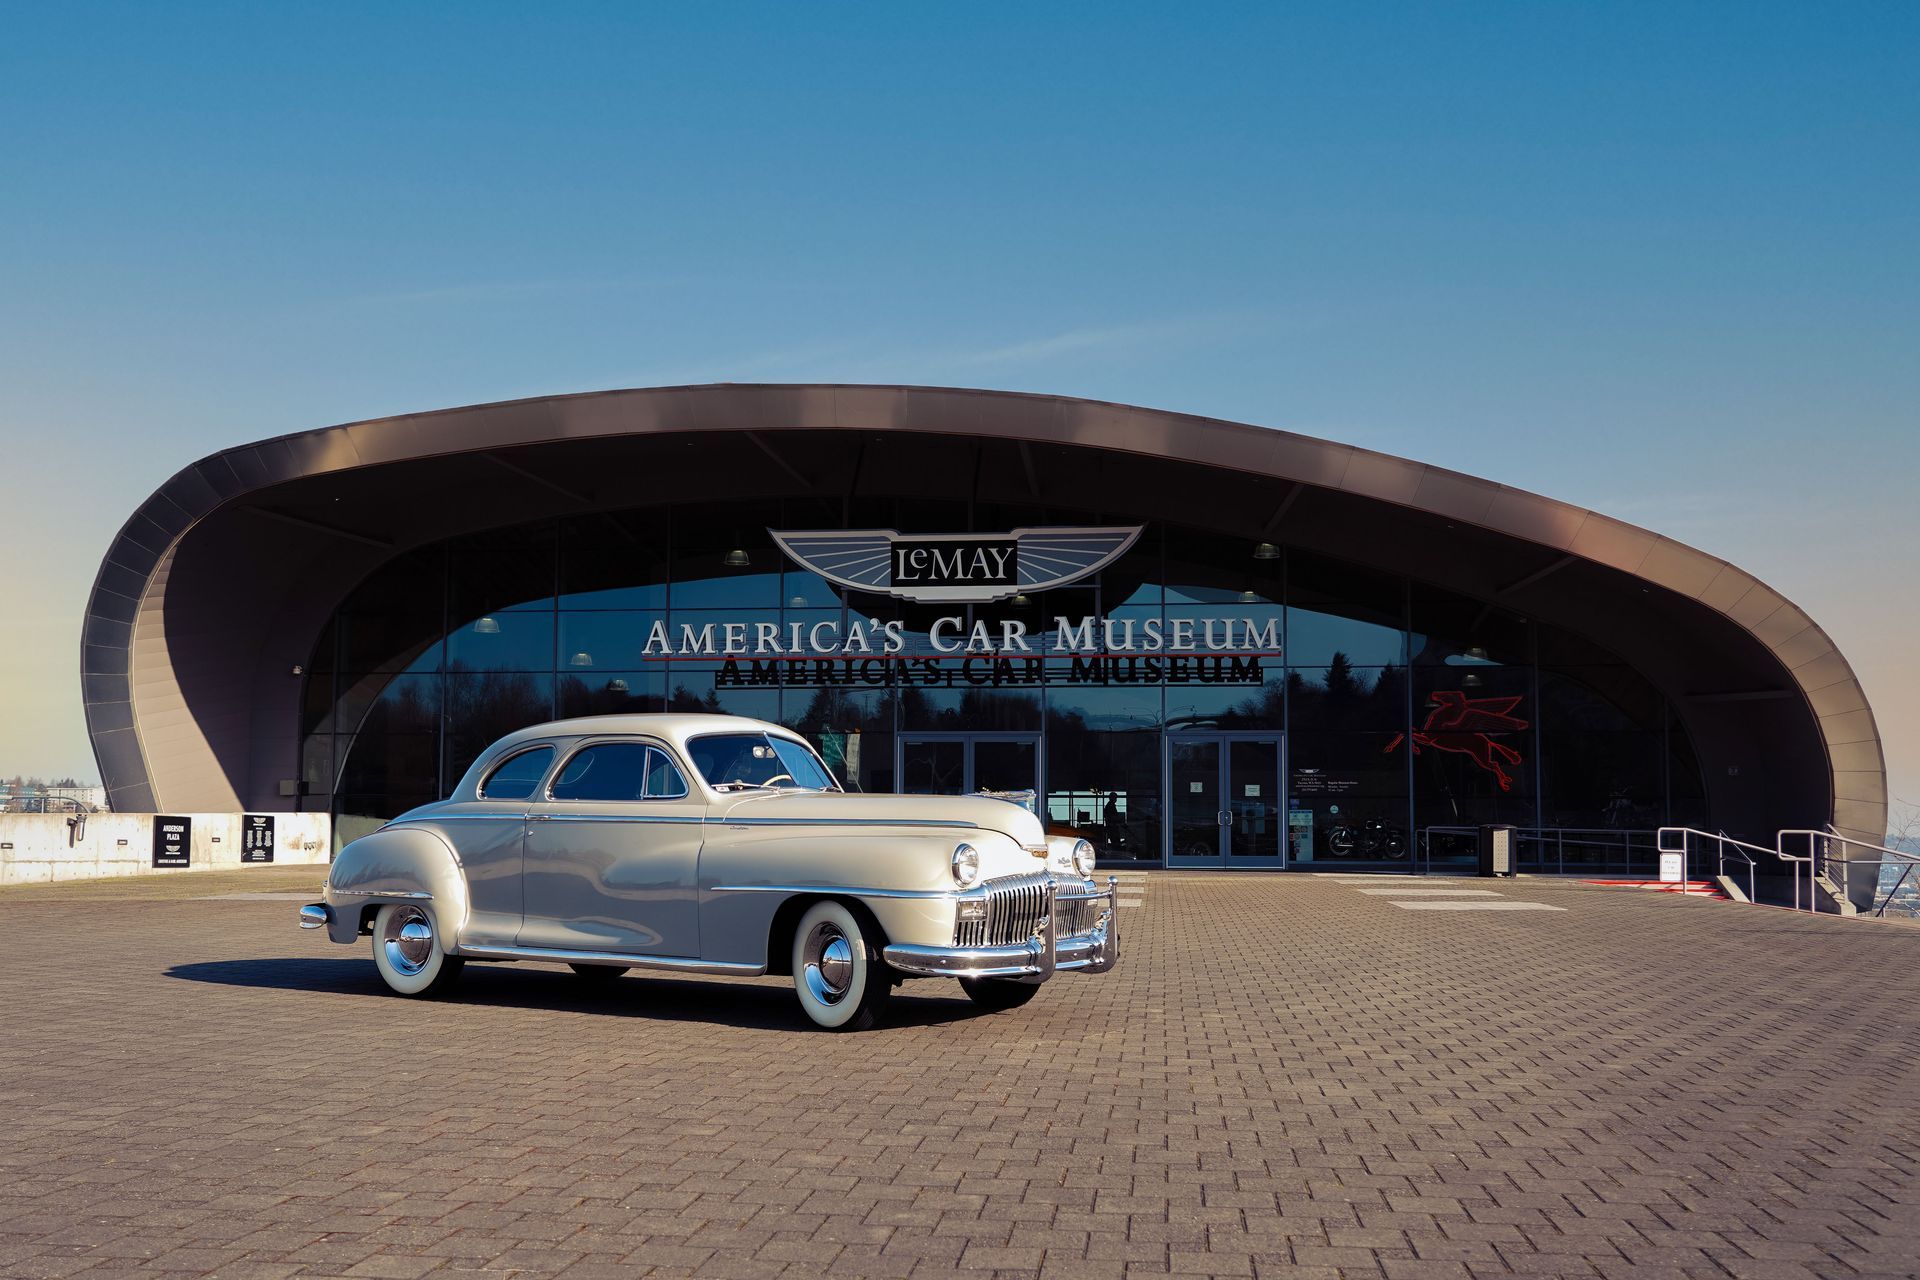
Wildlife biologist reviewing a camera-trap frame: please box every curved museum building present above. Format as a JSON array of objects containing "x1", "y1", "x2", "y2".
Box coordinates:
[{"x1": 83, "y1": 385, "x2": 1886, "y2": 872}]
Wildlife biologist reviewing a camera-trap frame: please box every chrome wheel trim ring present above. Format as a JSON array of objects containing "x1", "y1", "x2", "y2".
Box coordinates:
[
  {"x1": 801, "y1": 922, "x2": 854, "y2": 1005},
  {"x1": 384, "y1": 908, "x2": 434, "y2": 976}
]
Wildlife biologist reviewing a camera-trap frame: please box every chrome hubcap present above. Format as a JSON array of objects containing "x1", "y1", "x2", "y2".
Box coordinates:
[
  {"x1": 801, "y1": 922, "x2": 854, "y2": 1005},
  {"x1": 384, "y1": 909, "x2": 434, "y2": 976}
]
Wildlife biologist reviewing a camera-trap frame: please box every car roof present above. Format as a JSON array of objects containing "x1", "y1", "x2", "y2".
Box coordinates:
[{"x1": 484, "y1": 713, "x2": 799, "y2": 758}]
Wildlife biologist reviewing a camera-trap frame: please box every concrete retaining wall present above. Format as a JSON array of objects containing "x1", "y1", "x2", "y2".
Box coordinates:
[{"x1": 0, "y1": 812, "x2": 332, "y2": 885}]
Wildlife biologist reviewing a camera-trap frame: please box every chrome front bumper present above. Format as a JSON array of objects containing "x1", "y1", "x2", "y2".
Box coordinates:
[
  {"x1": 298, "y1": 902, "x2": 330, "y2": 930},
  {"x1": 882, "y1": 875, "x2": 1120, "y2": 981}
]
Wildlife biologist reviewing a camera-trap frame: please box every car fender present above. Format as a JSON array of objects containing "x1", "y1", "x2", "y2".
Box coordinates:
[
  {"x1": 322, "y1": 825, "x2": 470, "y2": 950},
  {"x1": 698, "y1": 826, "x2": 1032, "y2": 967}
]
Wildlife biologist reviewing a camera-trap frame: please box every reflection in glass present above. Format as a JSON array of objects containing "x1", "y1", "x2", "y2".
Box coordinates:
[
  {"x1": 973, "y1": 739, "x2": 1039, "y2": 794},
  {"x1": 559, "y1": 612, "x2": 665, "y2": 671},
  {"x1": 662, "y1": 669, "x2": 779, "y2": 723},
  {"x1": 1289, "y1": 731, "x2": 1410, "y2": 864},
  {"x1": 304, "y1": 506, "x2": 1710, "y2": 868},
  {"x1": 899, "y1": 685, "x2": 1043, "y2": 731},
  {"x1": 1168, "y1": 739, "x2": 1222, "y2": 861},
  {"x1": 1227, "y1": 739, "x2": 1282, "y2": 860},
  {"x1": 902, "y1": 739, "x2": 965, "y2": 795},
  {"x1": 1288, "y1": 664, "x2": 1407, "y2": 733},
  {"x1": 447, "y1": 611, "x2": 553, "y2": 673},
  {"x1": 557, "y1": 669, "x2": 665, "y2": 717},
  {"x1": 444, "y1": 672, "x2": 554, "y2": 791},
  {"x1": 559, "y1": 510, "x2": 668, "y2": 609}
]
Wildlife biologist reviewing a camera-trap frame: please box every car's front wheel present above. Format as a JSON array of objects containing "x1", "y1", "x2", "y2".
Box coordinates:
[
  {"x1": 959, "y1": 977, "x2": 1040, "y2": 1011},
  {"x1": 790, "y1": 900, "x2": 892, "y2": 1031},
  {"x1": 371, "y1": 902, "x2": 464, "y2": 997}
]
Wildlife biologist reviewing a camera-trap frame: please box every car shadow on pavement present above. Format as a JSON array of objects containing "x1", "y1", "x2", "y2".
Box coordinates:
[{"x1": 165, "y1": 957, "x2": 998, "y2": 1031}]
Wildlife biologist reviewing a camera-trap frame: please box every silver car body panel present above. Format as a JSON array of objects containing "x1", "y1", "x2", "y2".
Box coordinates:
[{"x1": 312, "y1": 713, "x2": 1118, "y2": 983}]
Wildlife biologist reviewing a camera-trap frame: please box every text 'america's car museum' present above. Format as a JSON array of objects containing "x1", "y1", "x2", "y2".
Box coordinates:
[{"x1": 83, "y1": 385, "x2": 1886, "y2": 890}]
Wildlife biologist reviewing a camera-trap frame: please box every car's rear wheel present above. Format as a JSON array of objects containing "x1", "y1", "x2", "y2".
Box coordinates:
[
  {"x1": 959, "y1": 977, "x2": 1041, "y2": 1011},
  {"x1": 790, "y1": 900, "x2": 891, "y2": 1031},
  {"x1": 569, "y1": 963, "x2": 629, "y2": 982},
  {"x1": 371, "y1": 902, "x2": 464, "y2": 997}
]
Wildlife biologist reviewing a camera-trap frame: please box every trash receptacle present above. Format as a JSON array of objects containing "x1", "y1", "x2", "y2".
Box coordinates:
[{"x1": 1477, "y1": 824, "x2": 1515, "y2": 877}]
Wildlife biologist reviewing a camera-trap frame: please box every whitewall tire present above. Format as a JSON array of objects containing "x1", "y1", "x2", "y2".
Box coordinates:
[
  {"x1": 371, "y1": 902, "x2": 465, "y2": 997},
  {"x1": 790, "y1": 900, "x2": 891, "y2": 1031}
]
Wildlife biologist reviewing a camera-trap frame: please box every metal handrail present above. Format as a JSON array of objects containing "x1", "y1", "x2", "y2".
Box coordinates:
[
  {"x1": 1778, "y1": 828, "x2": 1920, "y2": 917},
  {"x1": 1416, "y1": 825, "x2": 1659, "y2": 876},
  {"x1": 1656, "y1": 827, "x2": 1768, "y2": 904}
]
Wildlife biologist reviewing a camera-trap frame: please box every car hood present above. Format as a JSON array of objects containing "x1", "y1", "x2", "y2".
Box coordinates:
[{"x1": 711, "y1": 790, "x2": 1047, "y2": 848}]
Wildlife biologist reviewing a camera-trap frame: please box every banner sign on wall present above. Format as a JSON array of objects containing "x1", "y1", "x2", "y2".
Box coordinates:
[
  {"x1": 714, "y1": 653, "x2": 1269, "y2": 689},
  {"x1": 151, "y1": 815, "x2": 191, "y2": 868},
  {"x1": 241, "y1": 815, "x2": 275, "y2": 863}
]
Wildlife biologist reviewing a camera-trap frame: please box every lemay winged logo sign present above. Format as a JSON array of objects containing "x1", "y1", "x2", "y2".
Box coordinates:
[
  {"x1": 632, "y1": 523, "x2": 1282, "y2": 687},
  {"x1": 769, "y1": 526, "x2": 1143, "y2": 604}
]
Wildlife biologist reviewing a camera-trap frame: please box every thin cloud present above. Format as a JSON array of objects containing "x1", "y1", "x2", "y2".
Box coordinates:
[
  {"x1": 325, "y1": 275, "x2": 653, "y2": 311},
  {"x1": 941, "y1": 314, "x2": 1256, "y2": 369}
]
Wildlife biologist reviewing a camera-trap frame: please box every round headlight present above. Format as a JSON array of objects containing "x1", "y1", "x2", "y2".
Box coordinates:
[
  {"x1": 1072, "y1": 838, "x2": 1096, "y2": 877},
  {"x1": 951, "y1": 842, "x2": 980, "y2": 888}
]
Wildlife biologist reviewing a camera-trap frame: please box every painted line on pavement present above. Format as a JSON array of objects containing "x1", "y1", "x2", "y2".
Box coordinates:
[
  {"x1": 1356, "y1": 888, "x2": 1502, "y2": 896},
  {"x1": 1391, "y1": 901, "x2": 1566, "y2": 912}
]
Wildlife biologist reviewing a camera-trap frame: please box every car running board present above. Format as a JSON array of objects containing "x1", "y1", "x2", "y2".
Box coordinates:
[{"x1": 456, "y1": 943, "x2": 766, "y2": 977}]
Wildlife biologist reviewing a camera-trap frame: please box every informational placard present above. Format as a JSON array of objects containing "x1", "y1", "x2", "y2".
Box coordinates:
[
  {"x1": 1289, "y1": 809, "x2": 1315, "y2": 862},
  {"x1": 241, "y1": 815, "x2": 275, "y2": 863},
  {"x1": 152, "y1": 815, "x2": 191, "y2": 868},
  {"x1": 1658, "y1": 850, "x2": 1684, "y2": 883}
]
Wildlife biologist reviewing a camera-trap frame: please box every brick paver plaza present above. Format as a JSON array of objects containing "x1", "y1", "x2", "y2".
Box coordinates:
[{"x1": 3, "y1": 869, "x2": 1918, "y2": 1278}]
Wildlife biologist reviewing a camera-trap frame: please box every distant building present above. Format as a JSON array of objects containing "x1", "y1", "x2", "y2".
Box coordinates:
[{"x1": 0, "y1": 783, "x2": 106, "y2": 813}]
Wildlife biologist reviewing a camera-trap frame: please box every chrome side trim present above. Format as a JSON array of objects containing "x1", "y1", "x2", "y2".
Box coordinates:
[
  {"x1": 540, "y1": 813, "x2": 704, "y2": 825},
  {"x1": 709, "y1": 883, "x2": 959, "y2": 899},
  {"x1": 715, "y1": 817, "x2": 983, "y2": 830},
  {"x1": 330, "y1": 888, "x2": 434, "y2": 900},
  {"x1": 456, "y1": 943, "x2": 765, "y2": 976},
  {"x1": 389, "y1": 813, "x2": 984, "y2": 831}
]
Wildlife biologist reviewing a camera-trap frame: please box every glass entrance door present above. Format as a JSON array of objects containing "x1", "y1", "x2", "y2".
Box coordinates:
[
  {"x1": 899, "y1": 734, "x2": 1042, "y2": 804},
  {"x1": 1165, "y1": 733, "x2": 1286, "y2": 867}
]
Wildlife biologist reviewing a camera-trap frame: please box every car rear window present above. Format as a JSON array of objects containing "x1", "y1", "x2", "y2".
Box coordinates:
[{"x1": 479, "y1": 746, "x2": 554, "y2": 800}]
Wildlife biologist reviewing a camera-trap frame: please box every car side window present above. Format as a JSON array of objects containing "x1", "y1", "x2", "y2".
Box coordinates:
[
  {"x1": 479, "y1": 746, "x2": 554, "y2": 800},
  {"x1": 644, "y1": 748, "x2": 690, "y2": 799},
  {"x1": 550, "y1": 742, "x2": 690, "y2": 802}
]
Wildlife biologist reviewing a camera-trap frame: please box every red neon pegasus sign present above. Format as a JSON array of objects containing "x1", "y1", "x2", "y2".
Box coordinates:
[{"x1": 1385, "y1": 691, "x2": 1528, "y2": 791}]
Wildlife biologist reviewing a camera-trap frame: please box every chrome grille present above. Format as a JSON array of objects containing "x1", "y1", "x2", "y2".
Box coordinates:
[
  {"x1": 954, "y1": 872, "x2": 1052, "y2": 948},
  {"x1": 1054, "y1": 893, "x2": 1101, "y2": 938}
]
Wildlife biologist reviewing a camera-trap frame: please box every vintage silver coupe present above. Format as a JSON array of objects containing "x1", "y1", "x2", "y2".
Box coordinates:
[{"x1": 300, "y1": 714, "x2": 1118, "y2": 1029}]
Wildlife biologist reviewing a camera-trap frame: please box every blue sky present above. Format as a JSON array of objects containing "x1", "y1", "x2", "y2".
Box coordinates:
[{"x1": 1, "y1": 3, "x2": 1916, "y2": 812}]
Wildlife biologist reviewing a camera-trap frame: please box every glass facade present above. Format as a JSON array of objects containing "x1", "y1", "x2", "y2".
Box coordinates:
[{"x1": 303, "y1": 501, "x2": 1708, "y2": 866}]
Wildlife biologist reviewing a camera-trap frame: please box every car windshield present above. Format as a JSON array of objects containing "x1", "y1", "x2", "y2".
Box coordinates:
[{"x1": 686, "y1": 732, "x2": 841, "y2": 792}]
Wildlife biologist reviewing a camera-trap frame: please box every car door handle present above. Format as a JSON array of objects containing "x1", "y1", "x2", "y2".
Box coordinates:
[{"x1": 530, "y1": 813, "x2": 551, "y2": 822}]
